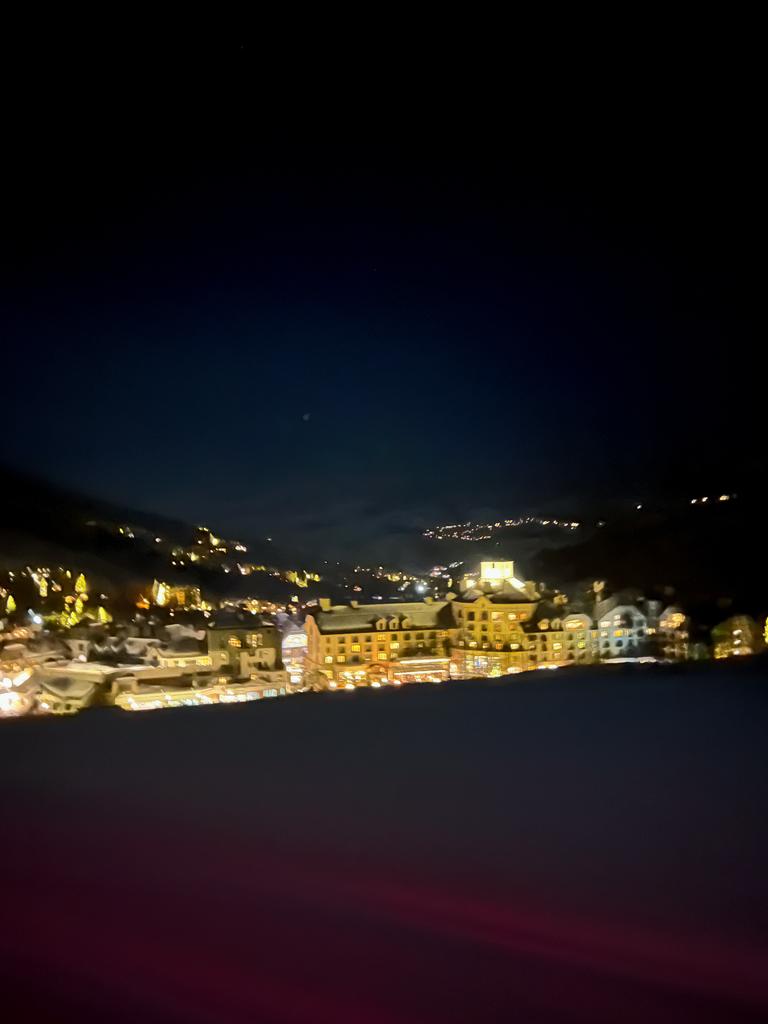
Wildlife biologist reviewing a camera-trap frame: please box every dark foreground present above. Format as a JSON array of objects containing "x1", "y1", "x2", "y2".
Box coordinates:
[{"x1": 3, "y1": 662, "x2": 768, "y2": 1023}]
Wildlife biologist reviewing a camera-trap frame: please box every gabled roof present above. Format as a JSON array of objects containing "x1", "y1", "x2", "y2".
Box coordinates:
[
  {"x1": 310, "y1": 601, "x2": 452, "y2": 634},
  {"x1": 209, "y1": 610, "x2": 275, "y2": 630},
  {"x1": 457, "y1": 579, "x2": 537, "y2": 604},
  {"x1": 40, "y1": 677, "x2": 97, "y2": 702}
]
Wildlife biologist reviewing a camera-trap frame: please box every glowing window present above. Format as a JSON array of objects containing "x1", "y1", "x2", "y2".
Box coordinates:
[
  {"x1": 324, "y1": 655, "x2": 333, "y2": 664},
  {"x1": 378, "y1": 651, "x2": 387, "y2": 661},
  {"x1": 390, "y1": 642, "x2": 400, "y2": 649},
  {"x1": 228, "y1": 636, "x2": 241, "y2": 648},
  {"x1": 508, "y1": 613, "x2": 517, "y2": 621},
  {"x1": 351, "y1": 644, "x2": 361, "y2": 652},
  {"x1": 337, "y1": 655, "x2": 346, "y2": 663},
  {"x1": 577, "y1": 640, "x2": 586, "y2": 649},
  {"x1": 614, "y1": 629, "x2": 624, "y2": 637}
]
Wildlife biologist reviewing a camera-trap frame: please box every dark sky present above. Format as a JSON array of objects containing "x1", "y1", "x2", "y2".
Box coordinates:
[{"x1": 3, "y1": 40, "x2": 761, "y2": 551}]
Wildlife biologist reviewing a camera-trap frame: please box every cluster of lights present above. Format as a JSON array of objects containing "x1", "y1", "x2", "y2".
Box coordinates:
[
  {"x1": 424, "y1": 516, "x2": 580, "y2": 541},
  {"x1": 0, "y1": 669, "x2": 34, "y2": 718},
  {"x1": 116, "y1": 683, "x2": 285, "y2": 712},
  {"x1": 351, "y1": 566, "x2": 419, "y2": 584},
  {"x1": 690, "y1": 494, "x2": 735, "y2": 504}
]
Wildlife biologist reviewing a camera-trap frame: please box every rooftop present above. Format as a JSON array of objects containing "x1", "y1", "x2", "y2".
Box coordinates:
[{"x1": 311, "y1": 601, "x2": 453, "y2": 634}]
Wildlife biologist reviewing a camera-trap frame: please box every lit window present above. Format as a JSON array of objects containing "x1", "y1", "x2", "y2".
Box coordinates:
[
  {"x1": 600, "y1": 630, "x2": 608, "y2": 638},
  {"x1": 337, "y1": 655, "x2": 346, "y2": 663},
  {"x1": 508, "y1": 613, "x2": 517, "y2": 621},
  {"x1": 577, "y1": 640, "x2": 586, "y2": 649},
  {"x1": 351, "y1": 644, "x2": 361, "y2": 652},
  {"x1": 613, "y1": 629, "x2": 624, "y2": 637},
  {"x1": 324, "y1": 655, "x2": 333, "y2": 664},
  {"x1": 228, "y1": 636, "x2": 241, "y2": 648},
  {"x1": 378, "y1": 651, "x2": 387, "y2": 661},
  {"x1": 390, "y1": 642, "x2": 399, "y2": 649},
  {"x1": 553, "y1": 642, "x2": 562, "y2": 650},
  {"x1": 492, "y1": 612, "x2": 502, "y2": 621}
]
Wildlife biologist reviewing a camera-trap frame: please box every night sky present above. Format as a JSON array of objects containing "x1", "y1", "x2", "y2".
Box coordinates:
[{"x1": 3, "y1": 40, "x2": 761, "y2": 553}]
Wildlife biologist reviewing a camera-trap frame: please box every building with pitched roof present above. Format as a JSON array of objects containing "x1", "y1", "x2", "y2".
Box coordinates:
[
  {"x1": 450, "y1": 561, "x2": 540, "y2": 676},
  {"x1": 207, "y1": 609, "x2": 285, "y2": 680},
  {"x1": 305, "y1": 598, "x2": 454, "y2": 687}
]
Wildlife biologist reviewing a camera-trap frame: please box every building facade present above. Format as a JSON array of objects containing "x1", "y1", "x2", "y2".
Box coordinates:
[
  {"x1": 207, "y1": 610, "x2": 284, "y2": 678},
  {"x1": 303, "y1": 563, "x2": 696, "y2": 685},
  {"x1": 305, "y1": 598, "x2": 454, "y2": 687},
  {"x1": 450, "y1": 568, "x2": 539, "y2": 676}
]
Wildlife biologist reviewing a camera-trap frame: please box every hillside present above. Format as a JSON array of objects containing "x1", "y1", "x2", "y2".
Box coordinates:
[{"x1": 533, "y1": 493, "x2": 765, "y2": 624}]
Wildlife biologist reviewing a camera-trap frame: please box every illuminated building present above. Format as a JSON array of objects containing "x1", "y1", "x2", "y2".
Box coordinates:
[
  {"x1": 0, "y1": 668, "x2": 36, "y2": 717},
  {"x1": 305, "y1": 598, "x2": 454, "y2": 687},
  {"x1": 655, "y1": 605, "x2": 690, "y2": 660},
  {"x1": 521, "y1": 609, "x2": 597, "y2": 670},
  {"x1": 281, "y1": 625, "x2": 308, "y2": 686},
  {"x1": 114, "y1": 677, "x2": 290, "y2": 712},
  {"x1": 451, "y1": 570, "x2": 540, "y2": 677},
  {"x1": 39, "y1": 660, "x2": 189, "y2": 696},
  {"x1": 593, "y1": 598, "x2": 648, "y2": 659},
  {"x1": 712, "y1": 616, "x2": 763, "y2": 659},
  {"x1": 151, "y1": 580, "x2": 203, "y2": 609},
  {"x1": 154, "y1": 637, "x2": 217, "y2": 672},
  {"x1": 0, "y1": 688, "x2": 34, "y2": 717},
  {"x1": 37, "y1": 676, "x2": 97, "y2": 715},
  {"x1": 207, "y1": 609, "x2": 287, "y2": 681},
  {"x1": 285, "y1": 569, "x2": 321, "y2": 588}
]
